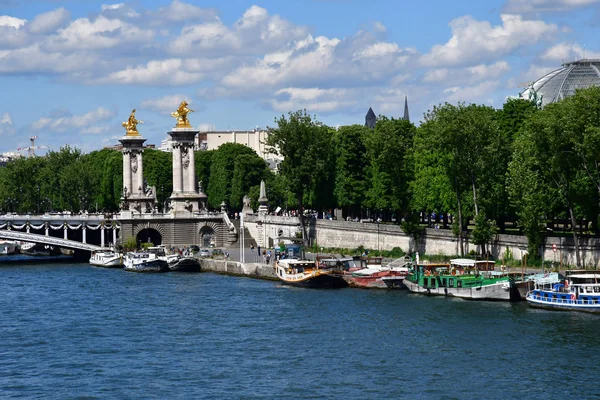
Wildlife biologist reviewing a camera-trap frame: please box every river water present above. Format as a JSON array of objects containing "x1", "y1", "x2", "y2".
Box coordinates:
[{"x1": 1, "y1": 262, "x2": 599, "y2": 399}]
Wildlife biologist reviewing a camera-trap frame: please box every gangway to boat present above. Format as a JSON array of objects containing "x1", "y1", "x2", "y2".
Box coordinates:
[{"x1": 384, "y1": 256, "x2": 412, "y2": 269}]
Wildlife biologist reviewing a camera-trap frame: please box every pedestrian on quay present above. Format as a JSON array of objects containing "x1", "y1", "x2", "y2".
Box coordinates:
[{"x1": 266, "y1": 251, "x2": 271, "y2": 265}]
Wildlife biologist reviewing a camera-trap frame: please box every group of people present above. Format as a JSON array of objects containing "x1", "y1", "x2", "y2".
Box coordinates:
[{"x1": 250, "y1": 245, "x2": 272, "y2": 264}]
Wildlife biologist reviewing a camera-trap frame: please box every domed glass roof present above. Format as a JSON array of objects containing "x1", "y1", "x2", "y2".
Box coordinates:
[{"x1": 520, "y1": 59, "x2": 600, "y2": 106}]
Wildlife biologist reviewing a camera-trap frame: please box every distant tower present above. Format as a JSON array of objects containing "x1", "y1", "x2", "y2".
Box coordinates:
[
  {"x1": 365, "y1": 107, "x2": 376, "y2": 129},
  {"x1": 403, "y1": 95, "x2": 410, "y2": 122}
]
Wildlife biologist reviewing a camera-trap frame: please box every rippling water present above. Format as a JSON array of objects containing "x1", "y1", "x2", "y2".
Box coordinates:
[{"x1": 1, "y1": 263, "x2": 599, "y2": 399}]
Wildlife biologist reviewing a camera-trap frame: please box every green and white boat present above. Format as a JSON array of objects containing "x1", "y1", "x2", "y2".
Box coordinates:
[{"x1": 403, "y1": 259, "x2": 511, "y2": 301}]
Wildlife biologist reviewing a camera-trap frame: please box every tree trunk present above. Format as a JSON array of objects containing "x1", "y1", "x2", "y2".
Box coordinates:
[
  {"x1": 471, "y1": 179, "x2": 479, "y2": 216},
  {"x1": 567, "y1": 202, "x2": 581, "y2": 268},
  {"x1": 455, "y1": 180, "x2": 464, "y2": 256},
  {"x1": 297, "y1": 194, "x2": 307, "y2": 246}
]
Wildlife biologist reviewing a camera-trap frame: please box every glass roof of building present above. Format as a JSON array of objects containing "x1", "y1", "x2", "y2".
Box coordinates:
[{"x1": 520, "y1": 59, "x2": 600, "y2": 106}]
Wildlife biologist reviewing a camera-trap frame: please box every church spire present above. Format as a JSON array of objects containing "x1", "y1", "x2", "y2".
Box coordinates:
[
  {"x1": 403, "y1": 95, "x2": 410, "y2": 122},
  {"x1": 365, "y1": 107, "x2": 376, "y2": 129}
]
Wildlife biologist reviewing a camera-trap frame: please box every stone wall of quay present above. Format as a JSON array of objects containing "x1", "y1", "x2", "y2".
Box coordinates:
[
  {"x1": 244, "y1": 215, "x2": 600, "y2": 267},
  {"x1": 200, "y1": 258, "x2": 277, "y2": 280}
]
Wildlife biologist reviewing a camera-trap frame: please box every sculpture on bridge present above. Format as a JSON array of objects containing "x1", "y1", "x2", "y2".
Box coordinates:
[
  {"x1": 171, "y1": 101, "x2": 194, "y2": 128},
  {"x1": 122, "y1": 109, "x2": 143, "y2": 136}
]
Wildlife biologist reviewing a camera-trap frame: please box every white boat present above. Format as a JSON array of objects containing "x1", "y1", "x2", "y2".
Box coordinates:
[
  {"x1": 89, "y1": 249, "x2": 123, "y2": 268},
  {"x1": 146, "y1": 245, "x2": 200, "y2": 272},
  {"x1": 123, "y1": 251, "x2": 169, "y2": 273},
  {"x1": 0, "y1": 240, "x2": 18, "y2": 255},
  {"x1": 526, "y1": 272, "x2": 600, "y2": 313}
]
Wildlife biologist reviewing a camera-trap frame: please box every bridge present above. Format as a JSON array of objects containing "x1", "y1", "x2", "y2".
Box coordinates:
[
  {"x1": 0, "y1": 213, "x2": 119, "y2": 251},
  {"x1": 0, "y1": 230, "x2": 102, "y2": 252},
  {"x1": 0, "y1": 211, "x2": 235, "y2": 251}
]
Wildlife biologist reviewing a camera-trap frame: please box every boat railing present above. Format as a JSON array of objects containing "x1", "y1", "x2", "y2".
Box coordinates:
[{"x1": 528, "y1": 291, "x2": 600, "y2": 305}]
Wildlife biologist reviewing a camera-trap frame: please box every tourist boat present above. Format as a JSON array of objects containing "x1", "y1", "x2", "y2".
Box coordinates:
[
  {"x1": 526, "y1": 272, "x2": 600, "y2": 313},
  {"x1": 403, "y1": 259, "x2": 512, "y2": 301},
  {"x1": 274, "y1": 258, "x2": 348, "y2": 288},
  {"x1": 89, "y1": 248, "x2": 123, "y2": 268},
  {"x1": 123, "y1": 252, "x2": 169, "y2": 273},
  {"x1": 509, "y1": 271, "x2": 562, "y2": 301},
  {"x1": 344, "y1": 256, "x2": 412, "y2": 289}
]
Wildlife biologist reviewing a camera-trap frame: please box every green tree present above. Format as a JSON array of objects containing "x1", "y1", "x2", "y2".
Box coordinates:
[
  {"x1": 364, "y1": 117, "x2": 415, "y2": 220},
  {"x1": 265, "y1": 110, "x2": 333, "y2": 242},
  {"x1": 333, "y1": 125, "x2": 368, "y2": 217},
  {"x1": 230, "y1": 154, "x2": 270, "y2": 209},
  {"x1": 195, "y1": 150, "x2": 214, "y2": 193},
  {"x1": 207, "y1": 143, "x2": 260, "y2": 209}
]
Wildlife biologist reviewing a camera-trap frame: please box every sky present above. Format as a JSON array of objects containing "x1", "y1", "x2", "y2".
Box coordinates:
[{"x1": 0, "y1": 0, "x2": 599, "y2": 155}]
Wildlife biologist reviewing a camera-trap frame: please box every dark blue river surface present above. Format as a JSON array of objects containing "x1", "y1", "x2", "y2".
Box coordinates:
[{"x1": 1, "y1": 263, "x2": 599, "y2": 399}]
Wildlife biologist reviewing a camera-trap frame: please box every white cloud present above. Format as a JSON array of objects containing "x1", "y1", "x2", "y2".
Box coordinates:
[
  {"x1": 503, "y1": 0, "x2": 600, "y2": 13},
  {"x1": 0, "y1": 15, "x2": 26, "y2": 28},
  {"x1": 269, "y1": 87, "x2": 358, "y2": 113},
  {"x1": 423, "y1": 61, "x2": 510, "y2": 85},
  {"x1": 0, "y1": 45, "x2": 100, "y2": 74},
  {"x1": 95, "y1": 59, "x2": 204, "y2": 85},
  {"x1": 540, "y1": 42, "x2": 600, "y2": 62},
  {"x1": 140, "y1": 94, "x2": 191, "y2": 114},
  {"x1": 419, "y1": 14, "x2": 558, "y2": 67},
  {"x1": 147, "y1": 0, "x2": 217, "y2": 24},
  {"x1": 49, "y1": 15, "x2": 154, "y2": 51},
  {"x1": 217, "y1": 32, "x2": 415, "y2": 97},
  {"x1": 169, "y1": 5, "x2": 309, "y2": 56},
  {"x1": 27, "y1": 8, "x2": 70, "y2": 34},
  {"x1": 0, "y1": 112, "x2": 15, "y2": 135},
  {"x1": 442, "y1": 80, "x2": 501, "y2": 103},
  {"x1": 31, "y1": 107, "x2": 116, "y2": 134}
]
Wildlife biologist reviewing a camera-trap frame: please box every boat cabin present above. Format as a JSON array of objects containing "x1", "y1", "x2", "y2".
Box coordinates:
[{"x1": 318, "y1": 257, "x2": 357, "y2": 271}]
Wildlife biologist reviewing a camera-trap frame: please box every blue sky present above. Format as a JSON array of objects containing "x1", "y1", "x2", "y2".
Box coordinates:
[{"x1": 0, "y1": 0, "x2": 598, "y2": 154}]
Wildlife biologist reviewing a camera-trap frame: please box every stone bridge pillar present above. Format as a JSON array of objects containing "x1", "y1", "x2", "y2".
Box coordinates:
[
  {"x1": 168, "y1": 127, "x2": 204, "y2": 214},
  {"x1": 119, "y1": 120, "x2": 156, "y2": 215}
]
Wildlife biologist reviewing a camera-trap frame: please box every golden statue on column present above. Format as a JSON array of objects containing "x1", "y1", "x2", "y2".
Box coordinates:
[
  {"x1": 171, "y1": 101, "x2": 194, "y2": 128},
  {"x1": 122, "y1": 109, "x2": 143, "y2": 136}
]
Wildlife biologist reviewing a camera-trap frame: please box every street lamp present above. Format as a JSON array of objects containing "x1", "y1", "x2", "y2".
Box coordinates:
[{"x1": 377, "y1": 218, "x2": 380, "y2": 253}]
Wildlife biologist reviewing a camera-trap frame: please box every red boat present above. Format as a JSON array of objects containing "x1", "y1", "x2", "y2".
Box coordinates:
[{"x1": 345, "y1": 256, "x2": 412, "y2": 289}]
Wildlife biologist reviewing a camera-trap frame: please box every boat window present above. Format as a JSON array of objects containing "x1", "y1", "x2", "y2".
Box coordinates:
[
  {"x1": 595, "y1": 287, "x2": 600, "y2": 293},
  {"x1": 449, "y1": 278, "x2": 454, "y2": 288},
  {"x1": 457, "y1": 280, "x2": 462, "y2": 288},
  {"x1": 442, "y1": 278, "x2": 447, "y2": 286}
]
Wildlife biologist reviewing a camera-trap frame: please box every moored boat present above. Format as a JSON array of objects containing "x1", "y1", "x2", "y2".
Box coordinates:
[
  {"x1": 0, "y1": 240, "x2": 18, "y2": 255},
  {"x1": 146, "y1": 245, "x2": 200, "y2": 272},
  {"x1": 89, "y1": 248, "x2": 123, "y2": 268},
  {"x1": 403, "y1": 259, "x2": 512, "y2": 301},
  {"x1": 345, "y1": 257, "x2": 411, "y2": 289},
  {"x1": 509, "y1": 271, "x2": 562, "y2": 301},
  {"x1": 526, "y1": 272, "x2": 600, "y2": 313},
  {"x1": 167, "y1": 255, "x2": 201, "y2": 272},
  {"x1": 123, "y1": 252, "x2": 169, "y2": 273},
  {"x1": 275, "y1": 259, "x2": 348, "y2": 288}
]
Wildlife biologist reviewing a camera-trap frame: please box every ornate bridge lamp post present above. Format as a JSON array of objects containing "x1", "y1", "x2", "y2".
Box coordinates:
[{"x1": 7, "y1": 197, "x2": 15, "y2": 213}]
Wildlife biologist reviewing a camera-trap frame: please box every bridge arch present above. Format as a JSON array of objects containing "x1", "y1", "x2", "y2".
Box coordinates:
[
  {"x1": 199, "y1": 222, "x2": 219, "y2": 248},
  {"x1": 133, "y1": 222, "x2": 165, "y2": 246}
]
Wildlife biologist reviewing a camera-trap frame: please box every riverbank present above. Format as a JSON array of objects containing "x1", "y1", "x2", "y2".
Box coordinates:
[{"x1": 200, "y1": 258, "x2": 277, "y2": 280}]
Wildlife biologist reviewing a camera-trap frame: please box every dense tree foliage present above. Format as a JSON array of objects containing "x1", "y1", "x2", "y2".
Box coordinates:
[{"x1": 4, "y1": 88, "x2": 600, "y2": 263}]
